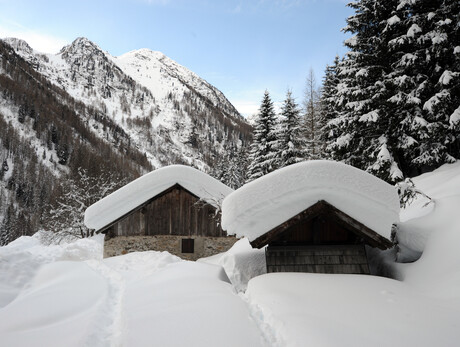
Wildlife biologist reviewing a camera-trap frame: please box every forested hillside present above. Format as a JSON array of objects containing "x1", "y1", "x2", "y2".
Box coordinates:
[{"x1": 5, "y1": 37, "x2": 252, "y2": 170}]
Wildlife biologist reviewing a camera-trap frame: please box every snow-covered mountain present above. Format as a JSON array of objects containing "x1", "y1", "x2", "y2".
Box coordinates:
[{"x1": 3, "y1": 37, "x2": 251, "y2": 170}]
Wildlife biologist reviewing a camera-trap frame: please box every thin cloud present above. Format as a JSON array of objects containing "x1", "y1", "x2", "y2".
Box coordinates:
[
  {"x1": 0, "y1": 22, "x2": 68, "y2": 54},
  {"x1": 231, "y1": 4, "x2": 242, "y2": 14},
  {"x1": 141, "y1": 0, "x2": 171, "y2": 5},
  {"x1": 276, "y1": 0, "x2": 303, "y2": 9},
  {"x1": 232, "y1": 100, "x2": 260, "y2": 118},
  {"x1": 231, "y1": 98, "x2": 283, "y2": 118},
  {"x1": 258, "y1": 0, "x2": 303, "y2": 9}
]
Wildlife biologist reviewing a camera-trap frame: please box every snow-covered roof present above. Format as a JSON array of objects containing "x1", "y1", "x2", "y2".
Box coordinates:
[
  {"x1": 221, "y1": 160, "x2": 400, "y2": 242},
  {"x1": 85, "y1": 165, "x2": 233, "y2": 231}
]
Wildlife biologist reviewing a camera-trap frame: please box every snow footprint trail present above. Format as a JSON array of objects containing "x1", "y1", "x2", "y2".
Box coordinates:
[
  {"x1": 84, "y1": 260, "x2": 125, "y2": 347},
  {"x1": 238, "y1": 291, "x2": 279, "y2": 347}
]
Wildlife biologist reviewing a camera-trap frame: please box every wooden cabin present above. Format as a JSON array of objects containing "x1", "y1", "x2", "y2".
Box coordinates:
[
  {"x1": 221, "y1": 161, "x2": 399, "y2": 275},
  {"x1": 101, "y1": 183, "x2": 225, "y2": 240},
  {"x1": 250, "y1": 200, "x2": 393, "y2": 274},
  {"x1": 85, "y1": 165, "x2": 236, "y2": 259}
]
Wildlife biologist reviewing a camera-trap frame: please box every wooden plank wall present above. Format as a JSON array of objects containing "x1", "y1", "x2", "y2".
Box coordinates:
[
  {"x1": 107, "y1": 186, "x2": 225, "y2": 237},
  {"x1": 266, "y1": 244, "x2": 370, "y2": 274}
]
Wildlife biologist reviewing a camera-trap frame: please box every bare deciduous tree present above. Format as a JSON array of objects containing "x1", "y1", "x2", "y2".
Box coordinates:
[{"x1": 303, "y1": 68, "x2": 323, "y2": 159}]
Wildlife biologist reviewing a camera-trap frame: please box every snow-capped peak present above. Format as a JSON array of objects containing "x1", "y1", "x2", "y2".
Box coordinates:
[
  {"x1": 120, "y1": 48, "x2": 165, "y2": 60},
  {"x1": 57, "y1": 37, "x2": 113, "y2": 68},
  {"x1": 115, "y1": 46, "x2": 240, "y2": 117},
  {"x1": 59, "y1": 37, "x2": 103, "y2": 55},
  {"x1": 2, "y1": 37, "x2": 33, "y2": 54}
]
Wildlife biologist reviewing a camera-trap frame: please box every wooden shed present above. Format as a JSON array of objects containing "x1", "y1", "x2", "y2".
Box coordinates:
[
  {"x1": 221, "y1": 160, "x2": 400, "y2": 275},
  {"x1": 85, "y1": 165, "x2": 236, "y2": 259}
]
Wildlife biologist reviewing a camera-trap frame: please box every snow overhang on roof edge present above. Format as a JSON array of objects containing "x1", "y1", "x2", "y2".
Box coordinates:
[{"x1": 221, "y1": 160, "x2": 400, "y2": 242}]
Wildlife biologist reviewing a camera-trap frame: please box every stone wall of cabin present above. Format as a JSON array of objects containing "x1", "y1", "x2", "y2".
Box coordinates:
[{"x1": 104, "y1": 235, "x2": 238, "y2": 261}]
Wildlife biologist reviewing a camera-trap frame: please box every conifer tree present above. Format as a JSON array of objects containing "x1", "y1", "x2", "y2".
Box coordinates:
[
  {"x1": 246, "y1": 91, "x2": 278, "y2": 182},
  {"x1": 409, "y1": 0, "x2": 460, "y2": 168},
  {"x1": 211, "y1": 145, "x2": 247, "y2": 189},
  {"x1": 0, "y1": 205, "x2": 13, "y2": 246},
  {"x1": 326, "y1": 0, "x2": 460, "y2": 182},
  {"x1": 278, "y1": 91, "x2": 304, "y2": 168},
  {"x1": 227, "y1": 147, "x2": 248, "y2": 189},
  {"x1": 383, "y1": 0, "x2": 460, "y2": 174},
  {"x1": 320, "y1": 56, "x2": 340, "y2": 156},
  {"x1": 326, "y1": 0, "x2": 409, "y2": 182}
]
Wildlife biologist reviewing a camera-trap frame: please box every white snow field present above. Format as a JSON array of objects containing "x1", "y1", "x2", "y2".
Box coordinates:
[
  {"x1": 1, "y1": 162, "x2": 460, "y2": 346},
  {"x1": 222, "y1": 160, "x2": 400, "y2": 241},
  {"x1": 246, "y1": 272, "x2": 459, "y2": 347},
  {"x1": 85, "y1": 164, "x2": 233, "y2": 231}
]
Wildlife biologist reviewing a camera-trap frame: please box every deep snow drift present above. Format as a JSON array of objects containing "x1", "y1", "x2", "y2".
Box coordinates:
[
  {"x1": 199, "y1": 238, "x2": 266, "y2": 293},
  {"x1": 85, "y1": 165, "x2": 233, "y2": 231},
  {"x1": 222, "y1": 160, "x2": 400, "y2": 242},
  {"x1": 0, "y1": 233, "x2": 104, "y2": 307}
]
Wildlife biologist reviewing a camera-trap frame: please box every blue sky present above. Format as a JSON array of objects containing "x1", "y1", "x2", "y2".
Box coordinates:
[{"x1": 0, "y1": 0, "x2": 353, "y2": 116}]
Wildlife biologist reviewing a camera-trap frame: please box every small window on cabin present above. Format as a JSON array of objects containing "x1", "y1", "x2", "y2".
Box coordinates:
[{"x1": 182, "y1": 238, "x2": 194, "y2": 253}]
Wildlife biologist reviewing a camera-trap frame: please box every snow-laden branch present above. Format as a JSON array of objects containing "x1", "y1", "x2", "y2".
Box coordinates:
[{"x1": 395, "y1": 178, "x2": 433, "y2": 208}]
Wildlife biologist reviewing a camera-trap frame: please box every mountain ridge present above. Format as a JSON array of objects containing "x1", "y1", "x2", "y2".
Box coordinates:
[{"x1": 4, "y1": 36, "x2": 251, "y2": 170}]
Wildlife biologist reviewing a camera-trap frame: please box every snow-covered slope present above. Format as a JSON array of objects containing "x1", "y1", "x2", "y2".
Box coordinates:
[
  {"x1": 3, "y1": 37, "x2": 250, "y2": 170},
  {"x1": 246, "y1": 272, "x2": 458, "y2": 346},
  {"x1": 395, "y1": 162, "x2": 460, "y2": 287},
  {"x1": 116, "y1": 48, "x2": 239, "y2": 117}
]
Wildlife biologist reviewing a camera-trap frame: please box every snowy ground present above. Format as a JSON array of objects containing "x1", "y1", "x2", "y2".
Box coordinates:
[
  {"x1": 246, "y1": 273, "x2": 459, "y2": 346},
  {"x1": 1, "y1": 163, "x2": 460, "y2": 346}
]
